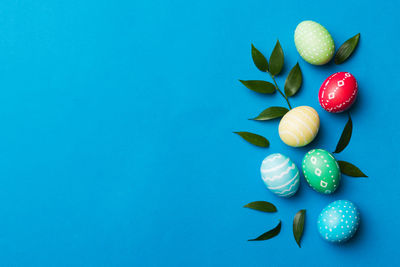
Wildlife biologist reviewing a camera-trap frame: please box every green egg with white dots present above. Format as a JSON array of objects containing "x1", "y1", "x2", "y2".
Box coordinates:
[
  {"x1": 302, "y1": 149, "x2": 340, "y2": 194},
  {"x1": 294, "y1": 20, "x2": 335, "y2": 65}
]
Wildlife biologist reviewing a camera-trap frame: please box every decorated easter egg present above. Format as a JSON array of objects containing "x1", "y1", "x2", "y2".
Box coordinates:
[
  {"x1": 278, "y1": 106, "x2": 320, "y2": 147},
  {"x1": 317, "y1": 200, "x2": 360, "y2": 243},
  {"x1": 319, "y1": 72, "x2": 358, "y2": 113},
  {"x1": 260, "y1": 153, "x2": 300, "y2": 198},
  {"x1": 302, "y1": 149, "x2": 340, "y2": 194},
  {"x1": 294, "y1": 21, "x2": 335, "y2": 65}
]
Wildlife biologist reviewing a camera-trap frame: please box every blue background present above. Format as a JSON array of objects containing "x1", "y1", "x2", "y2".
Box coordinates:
[{"x1": 0, "y1": 0, "x2": 398, "y2": 266}]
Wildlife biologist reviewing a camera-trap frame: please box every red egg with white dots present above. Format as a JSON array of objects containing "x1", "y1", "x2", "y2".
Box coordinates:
[{"x1": 318, "y1": 72, "x2": 358, "y2": 113}]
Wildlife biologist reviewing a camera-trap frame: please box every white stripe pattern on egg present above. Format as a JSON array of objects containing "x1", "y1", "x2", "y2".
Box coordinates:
[
  {"x1": 261, "y1": 158, "x2": 290, "y2": 174},
  {"x1": 284, "y1": 119, "x2": 307, "y2": 144},
  {"x1": 279, "y1": 130, "x2": 300, "y2": 146},
  {"x1": 260, "y1": 153, "x2": 300, "y2": 198},
  {"x1": 267, "y1": 171, "x2": 299, "y2": 189},
  {"x1": 277, "y1": 179, "x2": 299, "y2": 196},
  {"x1": 269, "y1": 173, "x2": 299, "y2": 197},
  {"x1": 263, "y1": 154, "x2": 281, "y2": 162},
  {"x1": 262, "y1": 163, "x2": 296, "y2": 182},
  {"x1": 289, "y1": 112, "x2": 315, "y2": 136},
  {"x1": 297, "y1": 108, "x2": 318, "y2": 129},
  {"x1": 278, "y1": 106, "x2": 319, "y2": 147}
]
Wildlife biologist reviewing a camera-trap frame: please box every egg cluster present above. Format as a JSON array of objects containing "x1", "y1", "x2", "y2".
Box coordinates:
[{"x1": 253, "y1": 20, "x2": 363, "y2": 245}]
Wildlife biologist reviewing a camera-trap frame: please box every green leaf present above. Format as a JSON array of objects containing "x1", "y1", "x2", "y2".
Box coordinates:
[
  {"x1": 284, "y1": 63, "x2": 302, "y2": 97},
  {"x1": 233, "y1": 132, "x2": 269, "y2": 148},
  {"x1": 338, "y1": 160, "x2": 368, "y2": 177},
  {"x1": 239, "y1": 80, "x2": 276, "y2": 94},
  {"x1": 251, "y1": 44, "x2": 268, "y2": 72},
  {"x1": 293, "y1": 209, "x2": 306, "y2": 248},
  {"x1": 243, "y1": 201, "x2": 277, "y2": 212},
  {"x1": 334, "y1": 33, "x2": 361, "y2": 65},
  {"x1": 251, "y1": 106, "x2": 289, "y2": 121},
  {"x1": 333, "y1": 114, "x2": 352, "y2": 154},
  {"x1": 248, "y1": 221, "x2": 281, "y2": 241},
  {"x1": 269, "y1": 40, "x2": 284, "y2": 76}
]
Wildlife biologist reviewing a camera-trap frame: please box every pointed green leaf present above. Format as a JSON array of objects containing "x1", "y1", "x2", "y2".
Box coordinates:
[
  {"x1": 338, "y1": 161, "x2": 368, "y2": 177},
  {"x1": 251, "y1": 44, "x2": 268, "y2": 72},
  {"x1": 251, "y1": 106, "x2": 289, "y2": 121},
  {"x1": 239, "y1": 80, "x2": 276, "y2": 94},
  {"x1": 293, "y1": 209, "x2": 306, "y2": 248},
  {"x1": 269, "y1": 40, "x2": 284, "y2": 76},
  {"x1": 248, "y1": 221, "x2": 281, "y2": 241},
  {"x1": 233, "y1": 132, "x2": 269, "y2": 148},
  {"x1": 334, "y1": 33, "x2": 360, "y2": 65},
  {"x1": 334, "y1": 114, "x2": 352, "y2": 153},
  {"x1": 284, "y1": 63, "x2": 302, "y2": 97},
  {"x1": 243, "y1": 201, "x2": 277, "y2": 212}
]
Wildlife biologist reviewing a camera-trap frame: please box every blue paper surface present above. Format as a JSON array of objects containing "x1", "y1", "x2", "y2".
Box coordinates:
[{"x1": 0, "y1": 0, "x2": 398, "y2": 266}]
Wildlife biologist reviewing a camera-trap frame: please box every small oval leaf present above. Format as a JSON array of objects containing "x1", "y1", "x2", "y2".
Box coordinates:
[
  {"x1": 239, "y1": 80, "x2": 276, "y2": 94},
  {"x1": 243, "y1": 201, "x2": 277, "y2": 212},
  {"x1": 233, "y1": 132, "x2": 269, "y2": 148},
  {"x1": 269, "y1": 40, "x2": 284, "y2": 76},
  {"x1": 251, "y1": 106, "x2": 289, "y2": 121},
  {"x1": 251, "y1": 44, "x2": 269, "y2": 72},
  {"x1": 293, "y1": 209, "x2": 306, "y2": 248},
  {"x1": 334, "y1": 113, "x2": 352, "y2": 154},
  {"x1": 284, "y1": 63, "x2": 302, "y2": 97},
  {"x1": 248, "y1": 221, "x2": 281, "y2": 241},
  {"x1": 334, "y1": 33, "x2": 360, "y2": 65},
  {"x1": 338, "y1": 160, "x2": 368, "y2": 177}
]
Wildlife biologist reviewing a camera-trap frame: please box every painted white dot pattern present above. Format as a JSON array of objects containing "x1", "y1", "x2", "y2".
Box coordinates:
[
  {"x1": 302, "y1": 149, "x2": 340, "y2": 194},
  {"x1": 317, "y1": 200, "x2": 360, "y2": 243},
  {"x1": 319, "y1": 72, "x2": 358, "y2": 113},
  {"x1": 294, "y1": 21, "x2": 335, "y2": 65}
]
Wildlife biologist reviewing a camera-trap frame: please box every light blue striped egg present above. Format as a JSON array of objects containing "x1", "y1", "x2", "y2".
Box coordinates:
[{"x1": 260, "y1": 153, "x2": 300, "y2": 198}]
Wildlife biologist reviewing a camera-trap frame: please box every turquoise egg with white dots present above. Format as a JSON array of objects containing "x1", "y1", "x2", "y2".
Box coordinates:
[
  {"x1": 260, "y1": 153, "x2": 300, "y2": 198},
  {"x1": 302, "y1": 149, "x2": 340, "y2": 194},
  {"x1": 318, "y1": 200, "x2": 360, "y2": 243},
  {"x1": 294, "y1": 20, "x2": 335, "y2": 65}
]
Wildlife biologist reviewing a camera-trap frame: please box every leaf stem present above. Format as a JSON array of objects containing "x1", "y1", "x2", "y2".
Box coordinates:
[{"x1": 269, "y1": 73, "x2": 292, "y2": 109}]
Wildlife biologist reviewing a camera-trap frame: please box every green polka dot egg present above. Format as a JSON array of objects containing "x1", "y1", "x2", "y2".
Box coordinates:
[
  {"x1": 294, "y1": 21, "x2": 335, "y2": 65},
  {"x1": 302, "y1": 149, "x2": 340, "y2": 194}
]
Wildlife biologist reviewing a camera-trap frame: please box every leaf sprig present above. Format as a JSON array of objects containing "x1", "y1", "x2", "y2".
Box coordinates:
[
  {"x1": 234, "y1": 132, "x2": 269, "y2": 148},
  {"x1": 335, "y1": 33, "x2": 360, "y2": 64},
  {"x1": 244, "y1": 42, "x2": 303, "y2": 111},
  {"x1": 244, "y1": 201, "x2": 277, "y2": 212},
  {"x1": 338, "y1": 160, "x2": 368, "y2": 177},
  {"x1": 284, "y1": 63, "x2": 302, "y2": 97},
  {"x1": 248, "y1": 221, "x2": 281, "y2": 241},
  {"x1": 239, "y1": 80, "x2": 275, "y2": 94},
  {"x1": 333, "y1": 113, "x2": 352, "y2": 153},
  {"x1": 293, "y1": 209, "x2": 306, "y2": 248},
  {"x1": 333, "y1": 113, "x2": 368, "y2": 177},
  {"x1": 251, "y1": 106, "x2": 289, "y2": 121}
]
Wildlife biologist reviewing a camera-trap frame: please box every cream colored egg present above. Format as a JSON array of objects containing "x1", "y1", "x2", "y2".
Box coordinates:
[{"x1": 278, "y1": 106, "x2": 320, "y2": 147}]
